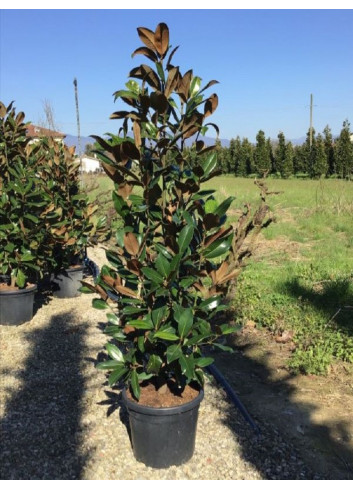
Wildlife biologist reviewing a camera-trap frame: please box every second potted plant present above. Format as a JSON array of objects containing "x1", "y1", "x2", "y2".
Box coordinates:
[{"x1": 33, "y1": 137, "x2": 109, "y2": 298}]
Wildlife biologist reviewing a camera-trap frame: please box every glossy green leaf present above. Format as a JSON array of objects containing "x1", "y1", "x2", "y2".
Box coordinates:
[
  {"x1": 108, "y1": 366, "x2": 128, "y2": 386},
  {"x1": 147, "y1": 354, "x2": 162, "y2": 374},
  {"x1": 178, "y1": 224, "x2": 194, "y2": 254},
  {"x1": 106, "y1": 313, "x2": 120, "y2": 325},
  {"x1": 137, "y1": 335, "x2": 145, "y2": 353},
  {"x1": 16, "y1": 269, "x2": 26, "y2": 288},
  {"x1": 122, "y1": 306, "x2": 146, "y2": 315},
  {"x1": 151, "y1": 305, "x2": 168, "y2": 327},
  {"x1": 106, "y1": 342, "x2": 124, "y2": 362},
  {"x1": 96, "y1": 360, "x2": 124, "y2": 370},
  {"x1": 113, "y1": 89, "x2": 139, "y2": 101},
  {"x1": 201, "y1": 153, "x2": 217, "y2": 178},
  {"x1": 203, "y1": 234, "x2": 233, "y2": 259},
  {"x1": 130, "y1": 370, "x2": 140, "y2": 399},
  {"x1": 180, "y1": 276, "x2": 197, "y2": 289},
  {"x1": 155, "y1": 243, "x2": 173, "y2": 260},
  {"x1": 191, "y1": 189, "x2": 216, "y2": 201},
  {"x1": 141, "y1": 267, "x2": 164, "y2": 284},
  {"x1": 190, "y1": 76, "x2": 201, "y2": 97},
  {"x1": 177, "y1": 308, "x2": 194, "y2": 338},
  {"x1": 154, "y1": 328, "x2": 179, "y2": 341},
  {"x1": 166, "y1": 344, "x2": 182, "y2": 363},
  {"x1": 155, "y1": 253, "x2": 170, "y2": 277},
  {"x1": 127, "y1": 319, "x2": 154, "y2": 330},
  {"x1": 92, "y1": 298, "x2": 109, "y2": 310},
  {"x1": 112, "y1": 192, "x2": 129, "y2": 218},
  {"x1": 214, "y1": 196, "x2": 235, "y2": 217},
  {"x1": 179, "y1": 354, "x2": 195, "y2": 381},
  {"x1": 194, "y1": 357, "x2": 214, "y2": 367}
]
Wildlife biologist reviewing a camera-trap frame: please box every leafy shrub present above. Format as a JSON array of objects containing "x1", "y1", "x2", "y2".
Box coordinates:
[
  {"x1": 0, "y1": 101, "x2": 52, "y2": 287},
  {"x1": 84, "y1": 23, "x2": 272, "y2": 400}
]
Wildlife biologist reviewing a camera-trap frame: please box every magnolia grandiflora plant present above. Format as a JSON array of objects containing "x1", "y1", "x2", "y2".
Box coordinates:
[
  {"x1": 32, "y1": 137, "x2": 109, "y2": 272},
  {"x1": 0, "y1": 101, "x2": 52, "y2": 288},
  {"x1": 84, "y1": 23, "x2": 271, "y2": 400}
]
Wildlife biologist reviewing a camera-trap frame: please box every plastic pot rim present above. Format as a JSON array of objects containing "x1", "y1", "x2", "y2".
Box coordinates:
[
  {"x1": 0, "y1": 283, "x2": 37, "y2": 296},
  {"x1": 122, "y1": 386, "x2": 204, "y2": 416}
]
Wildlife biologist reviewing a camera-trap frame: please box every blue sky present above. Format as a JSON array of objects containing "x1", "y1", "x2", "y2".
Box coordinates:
[{"x1": 1, "y1": 9, "x2": 352, "y2": 142}]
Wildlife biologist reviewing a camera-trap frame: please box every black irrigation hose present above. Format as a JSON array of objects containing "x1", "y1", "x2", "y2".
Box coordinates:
[
  {"x1": 84, "y1": 256, "x2": 100, "y2": 281},
  {"x1": 207, "y1": 363, "x2": 261, "y2": 435},
  {"x1": 84, "y1": 254, "x2": 260, "y2": 434}
]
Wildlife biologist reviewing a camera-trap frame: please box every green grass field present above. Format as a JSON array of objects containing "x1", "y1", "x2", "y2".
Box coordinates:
[{"x1": 85, "y1": 174, "x2": 353, "y2": 374}]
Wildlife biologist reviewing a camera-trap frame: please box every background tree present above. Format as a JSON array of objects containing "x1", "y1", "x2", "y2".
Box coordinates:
[
  {"x1": 283, "y1": 141, "x2": 294, "y2": 178},
  {"x1": 323, "y1": 125, "x2": 335, "y2": 176},
  {"x1": 266, "y1": 137, "x2": 275, "y2": 173},
  {"x1": 303, "y1": 128, "x2": 316, "y2": 176},
  {"x1": 294, "y1": 143, "x2": 310, "y2": 175},
  {"x1": 310, "y1": 133, "x2": 327, "y2": 178},
  {"x1": 232, "y1": 136, "x2": 242, "y2": 176},
  {"x1": 215, "y1": 138, "x2": 227, "y2": 173},
  {"x1": 242, "y1": 138, "x2": 255, "y2": 175},
  {"x1": 335, "y1": 119, "x2": 353, "y2": 178},
  {"x1": 226, "y1": 138, "x2": 237, "y2": 174},
  {"x1": 254, "y1": 130, "x2": 271, "y2": 176},
  {"x1": 274, "y1": 131, "x2": 286, "y2": 177}
]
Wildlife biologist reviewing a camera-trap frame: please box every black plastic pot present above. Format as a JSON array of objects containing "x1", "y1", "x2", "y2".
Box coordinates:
[
  {"x1": 51, "y1": 265, "x2": 84, "y2": 298},
  {"x1": 122, "y1": 387, "x2": 204, "y2": 468},
  {"x1": 0, "y1": 283, "x2": 37, "y2": 325}
]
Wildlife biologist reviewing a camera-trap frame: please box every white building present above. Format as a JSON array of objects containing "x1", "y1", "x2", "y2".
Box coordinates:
[{"x1": 76, "y1": 155, "x2": 102, "y2": 173}]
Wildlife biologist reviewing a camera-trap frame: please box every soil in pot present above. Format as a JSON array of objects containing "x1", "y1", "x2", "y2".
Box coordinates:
[
  {"x1": 51, "y1": 265, "x2": 84, "y2": 299},
  {"x1": 0, "y1": 283, "x2": 37, "y2": 325},
  {"x1": 123, "y1": 381, "x2": 204, "y2": 468}
]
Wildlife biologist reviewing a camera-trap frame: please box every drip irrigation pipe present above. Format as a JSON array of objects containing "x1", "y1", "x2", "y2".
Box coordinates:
[
  {"x1": 83, "y1": 255, "x2": 100, "y2": 281},
  {"x1": 206, "y1": 363, "x2": 261, "y2": 435},
  {"x1": 83, "y1": 253, "x2": 260, "y2": 434}
]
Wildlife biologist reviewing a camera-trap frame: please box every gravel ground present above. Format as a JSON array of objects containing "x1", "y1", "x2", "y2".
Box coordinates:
[{"x1": 0, "y1": 246, "x2": 321, "y2": 480}]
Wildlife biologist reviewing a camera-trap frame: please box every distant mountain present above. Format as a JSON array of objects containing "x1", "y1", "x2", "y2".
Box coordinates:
[
  {"x1": 64, "y1": 135, "x2": 95, "y2": 151},
  {"x1": 289, "y1": 136, "x2": 306, "y2": 145}
]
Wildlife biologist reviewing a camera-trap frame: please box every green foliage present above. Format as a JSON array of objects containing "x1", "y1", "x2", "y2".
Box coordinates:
[
  {"x1": 311, "y1": 134, "x2": 328, "y2": 178},
  {"x1": 0, "y1": 100, "x2": 109, "y2": 289},
  {"x1": 191, "y1": 120, "x2": 353, "y2": 180},
  {"x1": 90, "y1": 23, "x2": 271, "y2": 400},
  {"x1": 0, "y1": 101, "x2": 51, "y2": 287},
  {"x1": 335, "y1": 119, "x2": 353, "y2": 179},
  {"x1": 32, "y1": 137, "x2": 109, "y2": 271},
  {"x1": 254, "y1": 130, "x2": 272, "y2": 176}
]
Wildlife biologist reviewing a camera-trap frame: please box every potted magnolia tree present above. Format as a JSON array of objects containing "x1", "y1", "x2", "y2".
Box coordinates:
[
  {"x1": 0, "y1": 102, "x2": 53, "y2": 324},
  {"x1": 84, "y1": 23, "x2": 271, "y2": 468},
  {"x1": 33, "y1": 137, "x2": 109, "y2": 298}
]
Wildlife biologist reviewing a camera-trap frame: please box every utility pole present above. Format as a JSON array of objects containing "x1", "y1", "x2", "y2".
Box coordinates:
[
  {"x1": 309, "y1": 93, "x2": 313, "y2": 149},
  {"x1": 73, "y1": 78, "x2": 83, "y2": 185}
]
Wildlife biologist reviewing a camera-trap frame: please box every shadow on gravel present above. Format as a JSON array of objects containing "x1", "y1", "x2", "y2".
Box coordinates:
[
  {"x1": 211, "y1": 346, "x2": 353, "y2": 480},
  {"x1": 0, "y1": 312, "x2": 88, "y2": 480},
  {"x1": 97, "y1": 388, "x2": 132, "y2": 442}
]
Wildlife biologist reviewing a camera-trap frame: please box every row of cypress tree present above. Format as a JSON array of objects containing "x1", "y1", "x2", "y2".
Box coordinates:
[{"x1": 185, "y1": 120, "x2": 353, "y2": 179}]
